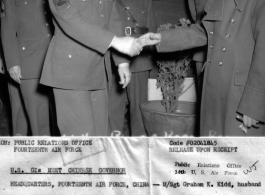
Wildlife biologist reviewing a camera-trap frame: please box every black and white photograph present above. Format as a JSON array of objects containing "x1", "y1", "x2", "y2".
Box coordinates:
[{"x1": 0, "y1": 0, "x2": 265, "y2": 194}]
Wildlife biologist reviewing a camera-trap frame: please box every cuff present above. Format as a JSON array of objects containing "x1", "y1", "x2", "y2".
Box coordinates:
[{"x1": 118, "y1": 63, "x2": 129, "y2": 67}]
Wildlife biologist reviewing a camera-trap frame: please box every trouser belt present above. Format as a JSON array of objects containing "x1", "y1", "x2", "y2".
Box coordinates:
[{"x1": 125, "y1": 26, "x2": 149, "y2": 36}]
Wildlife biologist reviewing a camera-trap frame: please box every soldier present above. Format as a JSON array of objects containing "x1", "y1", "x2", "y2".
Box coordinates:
[
  {"x1": 1, "y1": 0, "x2": 53, "y2": 136},
  {"x1": 108, "y1": 0, "x2": 157, "y2": 136},
  {"x1": 40, "y1": 0, "x2": 143, "y2": 136},
  {"x1": 141, "y1": 0, "x2": 265, "y2": 136}
]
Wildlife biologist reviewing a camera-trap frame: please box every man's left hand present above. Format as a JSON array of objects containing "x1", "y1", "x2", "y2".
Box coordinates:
[
  {"x1": 243, "y1": 115, "x2": 259, "y2": 128},
  {"x1": 118, "y1": 64, "x2": 131, "y2": 88},
  {"x1": 237, "y1": 115, "x2": 259, "y2": 128}
]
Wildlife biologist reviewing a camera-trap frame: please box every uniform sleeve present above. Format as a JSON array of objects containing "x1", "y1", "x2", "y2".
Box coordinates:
[
  {"x1": 1, "y1": 0, "x2": 20, "y2": 70},
  {"x1": 157, "y1": 0, "x2": 207, "y2": 53},
  {"x1": 237, "y1": 1, "x2": 265, "y2": 122},
  {"x1": 48, "y1": 0, "x2": 115, "y2": 55},
  {"x1": 158, "y1": 23, "x2": 207, "y2": 53},
  {"x1": 108, "y1": 1, "x2": 130, "y2": 65}
]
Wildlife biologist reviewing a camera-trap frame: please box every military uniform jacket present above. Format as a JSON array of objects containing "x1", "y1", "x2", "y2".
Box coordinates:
[
  {"x1": 40, "y1": 0, "x2": 127, "y2": 90},
  {"x1": 1, "y1": 0, "x2": 53, "y2": 79},
  {"x1": 158, "y1": 0, "x2": 265, "y2": 136},
  {"x1": 188, "y1": 0, "x2": 207, "y2": 63},
  {"x1": 115, "y1": 0, "x2": 156, "y2": 73}
]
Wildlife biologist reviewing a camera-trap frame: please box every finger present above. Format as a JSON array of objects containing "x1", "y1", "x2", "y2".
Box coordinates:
[
  {"x1": 14, "y1": 72, "x2": 21, "y2": 84},
  {"x1": 10, "y1": 74, "x2": 15, "y2": 81},
  {"x1": 122, "y1": 73, "x2": 131, "y2": 88},
  {"x1": 9, "y1": 71, "x2": 15, "y2": 80},
  {"x1": 14, "y1": 73, "x2": 19, "y2": 84},
  {"x1": 252, "y1": 119, "x2": 259, "y2": 128},
  {"x1": 137, "y1": 39, "x2": 146, "y2": 47},
  {"x1": 243, "y1": 115, "x2": 250, "y2": 128},
  {"x1": 245, "y1": 116, "x2": 252, "y2": 128},
  {"x1": 133, "y1": 41, "x2": 142, "y2": 52},
  {"x1": 119, "y1": 73, "x2": 125, "y2": 85},
  {"x1": 131, "y1": 43, "x2": 142, "y2": 55},
  {"x1": 150, "y1": 33, "x2": 156, "y2": 40},
  {"x1": 17, "y1": 77, "x2": 21, "y2": 84},
  {"x1": 139, "y1": 33, "x2": 150, "y2": 40},
  {"x1": 236, "y1": 115, "x2": 242, "y2": 121}
]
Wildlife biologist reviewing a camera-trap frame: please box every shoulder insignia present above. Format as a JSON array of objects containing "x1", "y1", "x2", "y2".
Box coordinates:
[
  {"x1": 53, "y1": 0, "x2": 71, "y2": 12},
  {"x1": 1, "y1": 0, "x2": 5, "y2": 18}
]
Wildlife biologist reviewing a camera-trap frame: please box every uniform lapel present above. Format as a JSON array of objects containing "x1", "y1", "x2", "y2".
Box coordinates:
[
  {"x1": 203, "y1": 0, "x2": 225, "y2": 21},
  {"x1": 234, "y1": 0, "x2": 243, "y2": 12}
]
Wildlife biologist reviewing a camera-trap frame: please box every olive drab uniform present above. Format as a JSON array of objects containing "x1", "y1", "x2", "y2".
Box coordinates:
[
  {"x1": 157, "y1": 0, "x2": 265, "y2": 136},
  {"x1": 1, "y1": 0, "x2": 53, "y2": 135},
  {"x1": 40, "y1": 0, "x2": 128, "y2": 136},
  {"x1": 108, "y1": 0, "x2": 157, "y2": 136}
]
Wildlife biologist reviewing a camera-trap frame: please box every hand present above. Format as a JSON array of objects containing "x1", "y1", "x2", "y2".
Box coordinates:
[
  {"x1": 237, "y1": 115, "x2": 259, "y2": 134},
  {"x1": 0, "y1": 58, "x2": 4, "y2": 74},
  {"x1": 110, "y1": 36, "x2": 143, "y2": 57},
  {"x1": 118, "y1": 64, "x2": 131, "y2": 88},
  {"x1": 138, "y1": 32, "x2": 161, "y2": 46},
  {"x1": 9, "y1": 66, "x2": 22, "y2": 84},
  {"x1": 242, "y1": 115, "x2": 259, "y2": 128}
]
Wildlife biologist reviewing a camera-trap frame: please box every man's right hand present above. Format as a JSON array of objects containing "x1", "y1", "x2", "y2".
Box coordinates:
[
  {"x1": 9, "y1": 66, "x2": 22, "y2": 84},
  {"x1": 138, "y1": 32, "x2": 161, "y2": 46},
  {"x1": 110, "y1": 36, "x2": 143, "y2": 57}
]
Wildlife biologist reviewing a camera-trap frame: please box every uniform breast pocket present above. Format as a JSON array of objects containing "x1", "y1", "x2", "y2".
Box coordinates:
[
  {"x1": 15, "y1": 0, "x2": 36, "y2": 7},
  {"x1": 234, "y1": 70, "x2": 250, "y2": 86},
  {"x1": 54, "y1": 40, "x2": 89, "y2": 62}
]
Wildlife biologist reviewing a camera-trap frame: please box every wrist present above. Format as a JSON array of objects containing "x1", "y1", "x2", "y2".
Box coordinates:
[
  {"x1": 109, "y1": 36, "x2": 119, "y2": 48},
  {"x1": 118, "y1": 63, "x2": 129, "y2": 67}
]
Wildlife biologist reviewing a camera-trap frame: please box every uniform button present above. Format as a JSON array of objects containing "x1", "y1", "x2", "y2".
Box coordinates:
[
  {"x1": 101, "y1": 14, "x2": 104, "y2": 17},
  {"x1": 44, "y1": 12, "x2": 47, "y2": 14},
  {"x1": 46, "y1": 23, "x2": 49, "y2": 26},
  {"x1": 209, "y1": 45, "x2": 213, "y2": 49},
  {"x1": 208, "y1": 59, "x2": 211, "y2": 63},
  {"x1": 22, "y1": 47, "x2": 25, "y2": 50},
  {"x1": 99, "y1": 1, "x2": 102, "y2": 4},
  {"x1": 127, "y1": 17, "x2": 130, "y2": 20},
  {"x1": 230, "y1": 19, "x2": 235, "y2": 23},
  {"x1": 47, "y1": 34, "x2": 50, "y2": 37},
  {"x1": 25, "y1": 1, "x2": 27, "y2": 4},
  {"x1": 218, "y1": 61, "x2": 223, "y2": 66},
  {"x1": 222, "y1": 47, "x2": 226, "y2": 52},
  {"x1": 225, "y1": 33, "x2": 230, "y2": 38},
  {"x1": 68, "y1": 54, "x2": 72, "y2": 58},
  {"x1": 142, "y1": 11, "x2": 144, "y2": 14},
  {"x1": 209, "y1": 31, "x2": 213, "y2": 35}
]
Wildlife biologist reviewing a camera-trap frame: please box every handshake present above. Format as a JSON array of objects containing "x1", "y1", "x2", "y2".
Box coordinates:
[{"x1": 110, "y1": 33, "x2": 161, "y2": 57}]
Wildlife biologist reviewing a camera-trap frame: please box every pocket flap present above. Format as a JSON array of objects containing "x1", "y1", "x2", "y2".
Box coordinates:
[
  {"x1": 15, "y1": 0, "x2": 35, "y2": 6},
  {"x1": 234, "y1": 70, "x2": 249, "y2": 86}
]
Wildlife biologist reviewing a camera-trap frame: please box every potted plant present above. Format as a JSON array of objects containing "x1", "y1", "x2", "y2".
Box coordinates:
[{"x1": 141, "y1": 19, "x2": 197, "y2": 136}]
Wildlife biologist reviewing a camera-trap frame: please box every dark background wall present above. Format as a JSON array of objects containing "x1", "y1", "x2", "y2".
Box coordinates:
[{"x1": 153, "y1": 0, "x2": 191, "y2": 26}]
